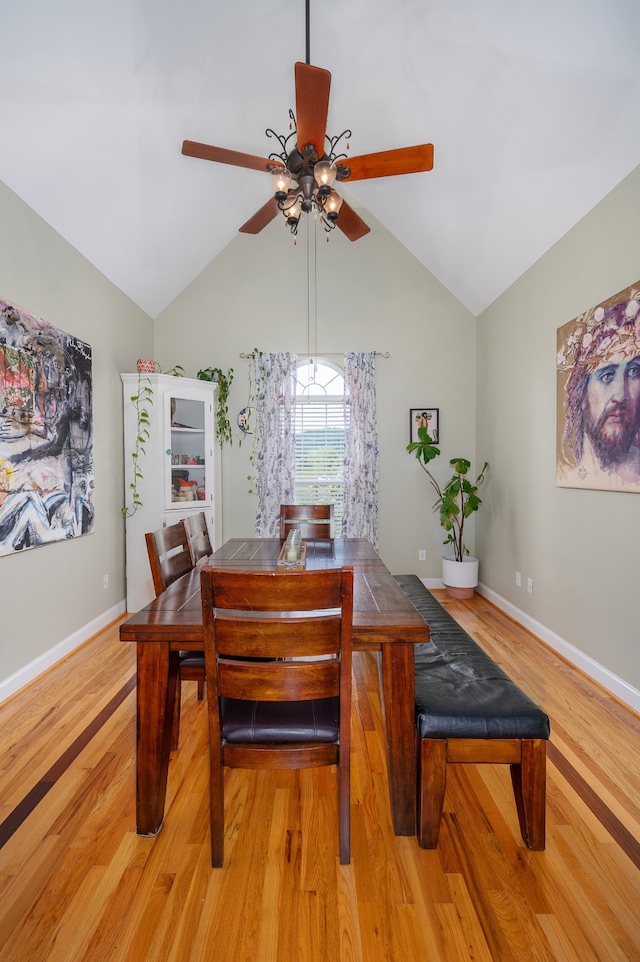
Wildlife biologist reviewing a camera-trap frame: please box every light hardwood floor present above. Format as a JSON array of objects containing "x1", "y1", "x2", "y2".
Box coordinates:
[{"x1": 0, "y1": 589, "x2": 639, "y2": 962}]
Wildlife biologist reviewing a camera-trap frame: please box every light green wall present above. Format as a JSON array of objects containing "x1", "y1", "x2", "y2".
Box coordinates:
[
  {"x1": 477, "y1": 164, "x2": 640, "y2": 691},
  {"x1": 153, "y1": 211, "x2": 477, "y2": 578},
  {"x1": 0, "y1": 180, "x2": 152, "y2": 684},
  {"x1": 2, "y1": 163, "x2": 639, "y2": 703}
]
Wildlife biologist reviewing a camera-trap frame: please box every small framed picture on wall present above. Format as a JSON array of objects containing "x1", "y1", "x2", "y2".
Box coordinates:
[{"x1": 410, "y1": 408, "x2": 439, "y2": 444}]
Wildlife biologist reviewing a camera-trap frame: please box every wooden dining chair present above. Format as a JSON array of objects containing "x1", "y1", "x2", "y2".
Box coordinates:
[
  {"x1": 184, "y1": 510, "x2": 212, "y2": 566},
  {"x1": 200, "y1": 566, "x2": 354, "y2": 867},
  {"x1": 145, "y1": 520, "x2": 193, "y2": 595},
  {"x1": 145, "y1": 521, "x2": 205, "y2": 749},
  {"x1": 279, "y1": 503, "x2": 335, "y2": 541}
]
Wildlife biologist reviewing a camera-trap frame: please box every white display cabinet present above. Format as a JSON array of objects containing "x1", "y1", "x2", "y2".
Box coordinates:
[{"x1": 121, "y1": 372, "x2": 222, "y2": 612}]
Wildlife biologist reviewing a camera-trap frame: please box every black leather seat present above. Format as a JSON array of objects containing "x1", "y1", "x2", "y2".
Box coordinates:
[
  {"x1": 392, "y1": 573, "x2": 469, "y2": 636},
  {"x1": 413, "y1": 638, "x2": 550, "y2": 740},
  {"x1": 220, "y1": 697, "x2": 340, "y2": 744}
]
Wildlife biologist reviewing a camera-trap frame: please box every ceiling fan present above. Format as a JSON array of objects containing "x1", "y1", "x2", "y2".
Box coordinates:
[{"x1": 181, "y1": 14, "x2": 434, "y2": 241}]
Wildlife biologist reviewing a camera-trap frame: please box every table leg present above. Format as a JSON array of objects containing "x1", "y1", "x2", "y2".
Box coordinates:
[
  {"x1": 135, "y1": 642, "x2": 178, "y2": 835},
  {"x1": 379, "y1": 641, "x2": 416, "y2": 836}
]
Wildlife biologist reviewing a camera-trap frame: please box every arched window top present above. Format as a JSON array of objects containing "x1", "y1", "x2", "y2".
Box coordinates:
[{"x1": 294, "y1": 359, "x2": 344, "y2": 397}]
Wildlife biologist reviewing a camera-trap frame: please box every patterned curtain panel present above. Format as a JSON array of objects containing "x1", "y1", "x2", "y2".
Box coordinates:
[
  {"x1": 253, "y1": 352, "x2": 297, "y2": 537},
  {"x1": 341, "y1": 352, "x2": 379, "y2": 548}
]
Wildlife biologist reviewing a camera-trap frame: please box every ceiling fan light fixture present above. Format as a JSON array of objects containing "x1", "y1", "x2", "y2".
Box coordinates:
[
  {"x1": 285, "y1": 195, "x2": 302, "y2": 226},
  {"x1": 314, "y1": 159, "x2": 336, "y2": 193},
  {"x1": 271, "y1": 165, "x2": 293, "y2": 200},
  {"x1": 323, "y1": 188, "x2": 343, "y2": 221}
]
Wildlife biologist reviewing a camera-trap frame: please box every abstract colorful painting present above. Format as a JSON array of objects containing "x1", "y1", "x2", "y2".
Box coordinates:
[
  {"x1": 556, "y1": 281, "x2": 640, "y2": 492},
  {"x1": 0, "y1": 298, "x2": 94, "y2": 555}
]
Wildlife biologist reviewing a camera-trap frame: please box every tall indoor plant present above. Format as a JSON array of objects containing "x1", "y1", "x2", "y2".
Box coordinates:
[{"x1": 406, "y1": 427, "x2": 488, "y2": 596}]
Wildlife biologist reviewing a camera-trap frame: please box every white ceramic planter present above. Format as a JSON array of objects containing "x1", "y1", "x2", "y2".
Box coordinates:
[{"x1": 441, "y1": 555, "x2": 479, "y2": 599}]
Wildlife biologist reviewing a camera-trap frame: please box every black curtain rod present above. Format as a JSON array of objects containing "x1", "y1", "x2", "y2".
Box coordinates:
[{"x1": 240, "y1": 351, "x2": 390, "y2": 359}]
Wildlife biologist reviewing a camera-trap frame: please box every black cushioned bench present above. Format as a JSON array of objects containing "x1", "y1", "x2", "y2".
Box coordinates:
[{"x1": 394, "y1": 575, "x2": 550, "y2": 850}]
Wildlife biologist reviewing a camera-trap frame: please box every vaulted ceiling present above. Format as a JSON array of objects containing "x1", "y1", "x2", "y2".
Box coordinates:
[{"x1": 2, "y1": 1, "x2": 640, "y2": 319}]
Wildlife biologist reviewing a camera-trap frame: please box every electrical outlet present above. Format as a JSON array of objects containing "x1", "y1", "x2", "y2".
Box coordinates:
[
  {"x1": 515, "y1": 571, "x2": 521, "y2": 587},
  {"x1": 103, "y1": 574, "x2": 109, "y2": 589},
  {"x1": 418, "y1": 549, "x2": 426, "y2": 562},
  {"x1": 527, "y1": 577, "x2": 534, "y2": 594}
]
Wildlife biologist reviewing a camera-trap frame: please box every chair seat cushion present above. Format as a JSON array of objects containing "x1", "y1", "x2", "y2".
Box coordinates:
[
  {"x1": 221, "y1": 696, "x2": 340, "y2": 743},
  {"x1": 178, "y1": 651, "x2": 205, "y2": 668}
]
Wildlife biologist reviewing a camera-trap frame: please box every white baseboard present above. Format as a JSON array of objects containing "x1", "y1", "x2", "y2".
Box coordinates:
[
  {"x1": 421, "y1": 578, "x2": 446, "y2": 589},
  {"x1": 0, "y1": 600, "x2": 127, "y2": 704},
  {"x1": 420, "y1": 577, "x2": 640, "y2": 713}
]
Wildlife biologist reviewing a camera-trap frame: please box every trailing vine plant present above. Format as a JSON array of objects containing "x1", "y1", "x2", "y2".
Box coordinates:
[
  {"x1": 122, "y1": 363, "x2": 186, "y2": 517},
  {"x1": 122, "y1": 373, "x2": 153, "y2": 517},
  {"x1": 196, "y1": 366, "x2": 234, "y2": 446}
]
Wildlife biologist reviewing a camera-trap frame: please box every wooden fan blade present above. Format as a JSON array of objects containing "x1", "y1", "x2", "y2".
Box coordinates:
[
  {"x1": 294, "y1": 62, "x2": 331, "y2": 155},
  {"x1": 342, "y1": 144, "x2": 434, "y2": 181},
  {"x1": 239, "y1": 198, "x2": 279, "y2": 234},
  {"x1": 182, "y1": 141, "x2": 272, "y2": 172},
  {"x1": 336, "y1": 201, "x2": 370, "y2": 242}
]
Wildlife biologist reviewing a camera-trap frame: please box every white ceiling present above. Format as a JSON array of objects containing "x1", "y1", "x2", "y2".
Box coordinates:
[{"x1": 2, "y1": 0, "x2": 640, "y2": 319}]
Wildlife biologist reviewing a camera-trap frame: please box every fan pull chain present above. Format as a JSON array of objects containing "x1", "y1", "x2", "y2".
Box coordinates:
[{"x1": 314, "y1": 217, "x2": 318, "y2": 363}]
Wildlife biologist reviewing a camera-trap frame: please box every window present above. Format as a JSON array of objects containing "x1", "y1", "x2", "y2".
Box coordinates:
[{"x1": 292, "y1": 360, "x2": 346, "y2": 531}]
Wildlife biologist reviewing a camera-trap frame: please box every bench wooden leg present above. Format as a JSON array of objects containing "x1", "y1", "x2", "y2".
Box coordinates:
[
  {"x1": 417, "y1": 738, "x2": 447, "y2": 848},
  {"x1": 511, "y1": 738, "x2": 547, "y2": 850},
  {"x1": 418, "y1": 736, "x2": 547, "y2": 850}
]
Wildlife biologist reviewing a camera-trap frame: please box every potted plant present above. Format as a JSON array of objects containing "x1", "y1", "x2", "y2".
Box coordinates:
[{"x1": 406, "y1": 427, "x2": 488, "y2": 597}]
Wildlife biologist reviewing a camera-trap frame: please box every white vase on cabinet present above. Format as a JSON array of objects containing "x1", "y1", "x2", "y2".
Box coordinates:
[{"x1": 121, "y1": 373, "x2": 222, "y2": 612}]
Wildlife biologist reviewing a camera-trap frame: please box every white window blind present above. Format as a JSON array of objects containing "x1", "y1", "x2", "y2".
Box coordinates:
[{"x1": 293, "y1": 361, "x2": 346, "y2": 530}]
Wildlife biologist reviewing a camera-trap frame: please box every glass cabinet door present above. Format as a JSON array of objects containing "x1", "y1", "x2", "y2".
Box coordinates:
[{"x1": 167, "y1": 395, "x2": 209, "y2": 507}]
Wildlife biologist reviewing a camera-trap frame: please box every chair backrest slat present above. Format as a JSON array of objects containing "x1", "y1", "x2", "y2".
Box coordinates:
[
  {"x1": 279, "y1": 504, "x2": 335, "y2": 541},
  {"x1": 219, "y1": 659, "x2": 340, "y2": 702},
  {"x1": 214, "y1": 614, "x2": 341, "y2": 659},
  {"x1": 210, "y1": 568, "x2": 343, "y2": 612}
]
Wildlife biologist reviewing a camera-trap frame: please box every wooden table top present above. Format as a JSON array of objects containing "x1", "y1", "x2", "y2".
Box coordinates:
[{"x1": 120, "y1": 538, "x2": 429, "y2": 646}]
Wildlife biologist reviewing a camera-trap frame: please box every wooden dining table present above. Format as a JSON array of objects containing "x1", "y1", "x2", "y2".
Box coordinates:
[{"x1": 120, "y1": 538, "x2": 430, "y2": 837}]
